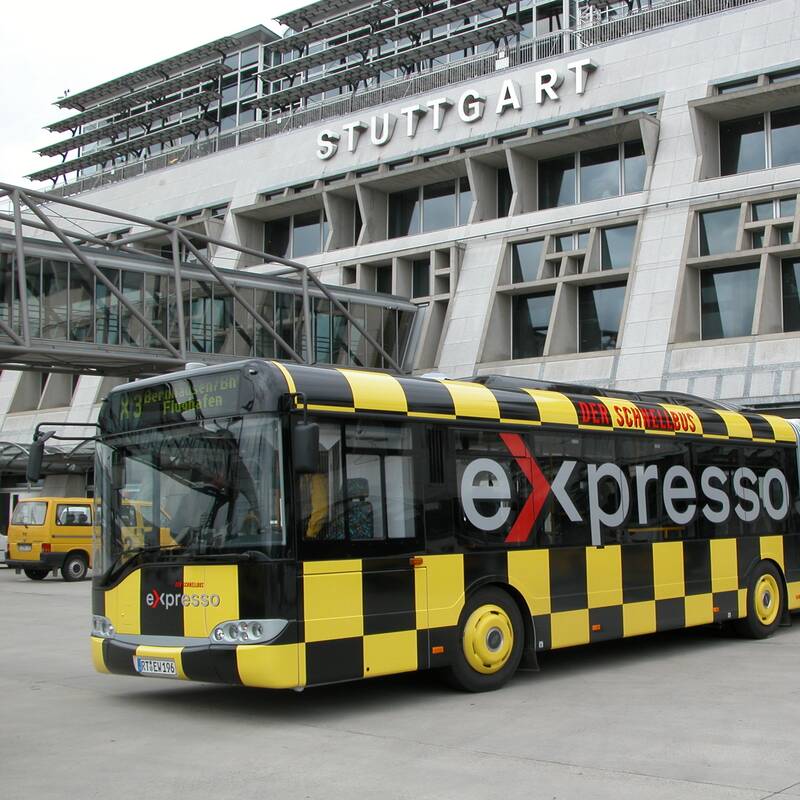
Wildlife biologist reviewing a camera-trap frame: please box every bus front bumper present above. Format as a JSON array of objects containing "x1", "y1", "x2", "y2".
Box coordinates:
[{"x1": 91, "y1": 636, "x2": 304, "y2": 690}]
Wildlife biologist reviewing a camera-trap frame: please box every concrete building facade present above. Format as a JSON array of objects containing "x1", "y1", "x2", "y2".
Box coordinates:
[{"x1": 2, "y1": 0, "x2": 800, "y2": 522}]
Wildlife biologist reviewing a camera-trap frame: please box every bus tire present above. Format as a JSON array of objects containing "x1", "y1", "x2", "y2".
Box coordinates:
[
  {"x1": 62, "y1": 552, "x2": 89, "y2": 582},
  {"x1": 24, "y1": 568, "x2": 48, "y2": 581},
  {"x1": 736, "y1": 561, "x2": 784, "y2": 640},
  {"x1": 447, "y1": 587, "x2": 523, "y2": 692}
]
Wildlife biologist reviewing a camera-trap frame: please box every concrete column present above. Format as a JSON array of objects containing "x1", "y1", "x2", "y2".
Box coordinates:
[
  {"x1": 356, "y1": 184, "x2": 387, "y2": 244},
  {"x1": 465, "y1": 157, "x2": 498, "y2": 223},
  {"x1": 323, "y1": 191, "x2": 357, "y2": 251},
  {"x1": 506, "y1": 149, "x2": 537, "y2": 215}
]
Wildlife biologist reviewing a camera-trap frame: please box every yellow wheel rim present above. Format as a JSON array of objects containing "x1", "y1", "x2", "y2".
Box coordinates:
[
  {"x1": 462, "y1": 604, "x2": 514, "y2": 675},
  {"x1": 754, "y1": 574, "x2": 780, "y2": 626}
]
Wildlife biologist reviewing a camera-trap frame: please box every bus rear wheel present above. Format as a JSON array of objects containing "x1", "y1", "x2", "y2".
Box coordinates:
[
  {"x1": 62, "y1": 553, "x2": 88, "y2": 582},
  {"x1": 447, "y1": 587, "x2": 523, "y2": 692},
  {"x1": 736, "y1": 561, "x2": 784, "y2": 639},
  {"x1": 24, "y1": 568, "x2": 48, "y2": 581}
]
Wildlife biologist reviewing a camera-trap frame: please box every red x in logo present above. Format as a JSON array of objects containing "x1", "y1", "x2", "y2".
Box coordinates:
[{"x1": 499, "y1": 433, "x2": 551, "y2": 544}]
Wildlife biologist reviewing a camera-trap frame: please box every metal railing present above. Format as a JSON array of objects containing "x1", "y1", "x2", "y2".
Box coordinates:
[{"x1": 45, "y1": 0, "x2": 764, "y2": 198}]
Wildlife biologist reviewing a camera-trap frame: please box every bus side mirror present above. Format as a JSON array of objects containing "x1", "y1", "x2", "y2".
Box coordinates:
[
  {"x1": 27, "y1": 438, "x2": 45, "y2": 483},
  {"x1": 292, "y1": 422, "x2": 319, "y2": 474}
]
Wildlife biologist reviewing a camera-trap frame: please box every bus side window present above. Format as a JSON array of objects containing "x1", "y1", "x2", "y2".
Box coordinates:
[
  {"x1": 298, "y1": 421, "x2": 419, "y2": 547},
  {"x1": 692, "y1": 444, "x2": 741, "y2": 540}
]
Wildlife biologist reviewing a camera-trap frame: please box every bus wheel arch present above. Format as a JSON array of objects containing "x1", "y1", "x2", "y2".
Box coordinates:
[
  {"x1": 736, "y1": 559, "x2": 786, "y2": 639},
  {"x1": 62, "y1": 550, "x2": 89, "y2": 582},
  {"x1": 447, "y1": 584, "x2": 525, "y2": 692}
]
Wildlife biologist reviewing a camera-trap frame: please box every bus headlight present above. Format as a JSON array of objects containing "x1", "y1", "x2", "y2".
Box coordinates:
[
  {"x1": 210, "y1": 619, "x2": 287, "y2": 645},
  {"x1": 91, "y1": 615, "x2": 115, "y2": 638}
]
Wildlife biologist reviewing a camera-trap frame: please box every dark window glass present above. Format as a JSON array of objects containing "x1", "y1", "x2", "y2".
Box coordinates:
[
  {"x1": 69, "y1": 264, "x2": 93, "y2": 342},
  {"x1": 751, "y1": 230, "x2": 764, "y2": 249},
  {"x1": 412, "y1": 259, "x2": 430, "y2": 298},
  {"x1": 554, "y1": 233, "x2": 573, "y2": 252},
  {"x1": 422, "y1": 180, "x2": 456, "y2": 232},
  {"x1": 96, "y1": 267, "x2": 120, "y2": 345},
  {"x1": 241, "y1": 47, "x2": 259, "y2": 67},
  {"x1": 777, "y1": 225, "x2": 793, "y2": 245},
  {"x1": 264, "y1": 217, "x2": 290, "y2": 258},
  {"x1": 539, "y1": 154, "x2": 575, "y2": 209},
  {"x1": 623, "y1": 140, "x2": 646, "y2": 193},
  {"x1": 458, "y1": 176, "x2": 472, "y2": 224},
  {"x1": 780, "y1": 197, "x2": 796, "y2": 218},
  {"x1": 782, "y1": 258, "x2": 800, "y2": 331},
  {"x1": 497, "y1": 167, "x2": 513, "y2": 217},
  {"x1": 41, "y1": 259, "x2": 69, "y2": 340},
  {"x1": 579, "y1": 282, "x2": 626, "y2": 352},
  {"x1": 698, "y1": 207, "x2": 739, "y2": 255},
  {"x1": 0, "y1": 253, "x2": 13, "y2": 328},
  {"x1": 700, "y1": 265, "x2": 759, "y2": 339},
  {"x1": 144, "y1": 274, "x2": 168, "y2": 349},
  {"x1": 511, "y1": 239, "x2": 543, "y2": 283},
  {"x1": 388, "y1": 188, "x2": 420, "y2": 238},
  {"x1": 454, "y1": 429, "x2": 534, "y2": 546},
  {"x1": 720, "y1": 115, "x2": 765, "y2": 175},
  {"x1": 293, "y1": 210, "x2": 323, "y2": 258},
  {"x1": 376, "y1": 267, "x2": 392, "y2": 294},
  {"x1": 772, "y1": 107, "x2": 800, "y2": 167},
  {"x1": 601, "y1": 225, "x2": 637, "y2": 269},
  {"x1": 752, "y1": 201, "x2": 774, "y2": 221},
  {"x1": 577, "y1": 230, "x2": 589, "y2": 250},
  {"x1": 512, "y1": 292, "x2": 554, "y2": 359},
  {"x1": 580, "y1": 145, "x2": 620, "y2": 202}
]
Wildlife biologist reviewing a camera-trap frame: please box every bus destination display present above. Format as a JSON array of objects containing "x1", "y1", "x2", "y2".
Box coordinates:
[{"x1": 104, "y1": 372, "x2": 242, "y2": 433}]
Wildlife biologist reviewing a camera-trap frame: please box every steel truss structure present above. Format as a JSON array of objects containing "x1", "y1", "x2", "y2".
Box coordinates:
[{"x1": 0, "y1": 182, "x2": 419, "y2": 377}]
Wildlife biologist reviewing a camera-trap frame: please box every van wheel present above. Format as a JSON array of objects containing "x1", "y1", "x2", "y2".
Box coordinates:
[
  {"x1": 446, "y1": 587, "x2": 523, "y2": 692},
  {"x1": 736, "y1": 561, "x2": 784, "y2": 639},
  {"x1": 24, "y1": 568, "x2": 48, "y2": 581},
  {"x1": 62, "y1": 553, "x2": 88, "y2": 582}
]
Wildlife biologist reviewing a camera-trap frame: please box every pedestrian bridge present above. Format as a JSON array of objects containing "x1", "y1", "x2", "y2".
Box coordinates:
[{"x1": 0, "y1": 183, "x2": 421, "y2": 377}]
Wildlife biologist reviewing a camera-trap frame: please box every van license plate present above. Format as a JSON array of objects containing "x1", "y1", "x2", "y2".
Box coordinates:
[
  {"x1": 134, "y1": 657, "x2": 177, "y2": 678},
  {"x1": 18, "y1": 544, "x2": 32, "y2": 552}
]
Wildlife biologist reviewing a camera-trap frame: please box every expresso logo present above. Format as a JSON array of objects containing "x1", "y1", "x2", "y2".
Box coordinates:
[
  {"x1": 146, "y1": 588, "x2": 221, "y2": 609},
  {"x1": 459, "y1": 434, "x2": 790, "y2": 546}
]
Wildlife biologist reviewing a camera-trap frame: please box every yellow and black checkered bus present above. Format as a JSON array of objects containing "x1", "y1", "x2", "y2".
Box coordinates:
[{"x1": 90, "y1": 360, "x2": 800, "y2": 691}]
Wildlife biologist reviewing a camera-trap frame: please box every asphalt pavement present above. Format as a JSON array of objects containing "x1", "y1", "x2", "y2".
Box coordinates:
[{"x1": 2, "y1": 566, "x2": 799, "y2": 800}]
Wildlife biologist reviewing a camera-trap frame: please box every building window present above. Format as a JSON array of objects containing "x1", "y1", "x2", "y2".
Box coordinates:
[
  {"x1": 497, "y1": 168, "x2": 513, "y2": 217},
  {"x1": 700, "y1": 265, "x2": 759, "y2": 339},
  {"x1": 412, "y1": 258, "x2": 430, "y2": 298},
  {"x1": 511, "y1": 239, "x2": 544, "y2": 283},
  {"x1": 579, "y1": 282, "x2": 626, "y2": 352},
  {"x1": 539, "y1": 140, "x2": 645, "y2": 210},
  {"x1": 512, "y1": 292, "x2": 554, "y2": 358},
  {"x1": 264, "y1": 210, "x2": 327, "y2": 259},
  {"x1": 698, "y1": 207, "x2": 739, "y2": 255},
  {"x1": 600, "y1": 224, "x2": 637, "y2": 269},
  {"x1": 388, "y1": 178, "x2": 471, "y2": 238},
  {"x1": 720, "y1": 106, "x2": 800, "y2": 175},
  {"x1": 782, "y1": 258, "x2": 800, "y2": 332}
]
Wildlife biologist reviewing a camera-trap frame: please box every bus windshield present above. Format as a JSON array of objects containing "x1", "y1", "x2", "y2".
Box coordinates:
[{"x1": 94, "y1": 415, "x2": 285, "y2": 580}]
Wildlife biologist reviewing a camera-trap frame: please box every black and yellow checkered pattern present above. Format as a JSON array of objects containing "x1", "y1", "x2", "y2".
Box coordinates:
[
  {"x1": 93, "y1": 532, "x2": 800, "y2": 688},
  {"x1": 272, "y1": 362, "x2": 796, "y2": 445}
]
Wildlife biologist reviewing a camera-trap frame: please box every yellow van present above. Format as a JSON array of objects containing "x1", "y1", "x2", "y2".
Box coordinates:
[{"x1": 6, "y1": 497, "x2": 94, "y2": 581}]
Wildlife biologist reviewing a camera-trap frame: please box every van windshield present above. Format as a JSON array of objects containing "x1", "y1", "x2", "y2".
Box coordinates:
[{"x1": 11, "y1": 502, "x2": 47, "y2": 526}]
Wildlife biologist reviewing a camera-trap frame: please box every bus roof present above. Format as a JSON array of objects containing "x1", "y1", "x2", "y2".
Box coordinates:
[{"x1": 271, "y1": 361, "x2": 797, "y2": 446}]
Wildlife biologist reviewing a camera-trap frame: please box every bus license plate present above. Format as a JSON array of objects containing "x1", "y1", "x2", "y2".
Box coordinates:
[
  {"x1": 134, "y1": 657, "x2": 177, "y2": 678},
  {"x1": 18, "y1": 544, "x2": 32, "y2": 552}
]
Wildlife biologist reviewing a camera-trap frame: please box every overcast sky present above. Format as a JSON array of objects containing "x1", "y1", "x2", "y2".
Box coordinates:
[{"x1": 0, "y1": 1, "x2": 299, "y2": 188}]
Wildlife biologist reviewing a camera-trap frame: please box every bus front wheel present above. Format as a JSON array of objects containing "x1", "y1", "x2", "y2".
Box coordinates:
[
  {"x1": 447, "y1": 587, "x2": 524, "y2": 692},
  {"x1": 24, "y1": 568, "x2": 48, "y2": 581},
  {"x1": 62, "y1": 552, "x2": 89, "y2": 582},
  {"x1": 736, "y1": 561, "x2": 785, "y2": 639}
]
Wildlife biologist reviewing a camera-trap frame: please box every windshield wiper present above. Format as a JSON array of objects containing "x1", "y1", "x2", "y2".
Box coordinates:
[{"x1": 105, "y1": 544, "x2": 182, "y2": 577}]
